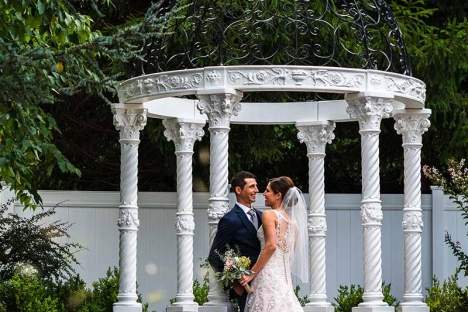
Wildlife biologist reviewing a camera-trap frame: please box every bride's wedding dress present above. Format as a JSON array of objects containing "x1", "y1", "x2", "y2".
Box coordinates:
[{"x1": 245, "y1": 209, "x2": 304, "y2": 312}]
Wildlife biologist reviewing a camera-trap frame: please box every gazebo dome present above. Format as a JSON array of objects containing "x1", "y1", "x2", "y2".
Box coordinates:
[{"x1": 135, "y1": 0, "x2": 411, "y2": 78}]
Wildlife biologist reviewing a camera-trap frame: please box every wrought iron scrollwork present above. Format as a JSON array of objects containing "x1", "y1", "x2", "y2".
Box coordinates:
[{"x1": 133, "y1": 0, "x2": 411, "y2": 78}]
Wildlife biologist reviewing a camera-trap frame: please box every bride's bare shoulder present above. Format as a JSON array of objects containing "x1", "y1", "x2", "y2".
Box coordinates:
[{"x1": 261, "y1": 209, "x2": 277, "y2": 221}]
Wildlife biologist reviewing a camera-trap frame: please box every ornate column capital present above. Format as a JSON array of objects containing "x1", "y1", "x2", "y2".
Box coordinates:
[
  {"x1": 346, "y1": 95, "x2": 393, "y2": 131},
  {"x1": 393, "y1": 109, "x2": 431, "y2": 146},
  {"x1": 163, "y1": 118, "x2": 205, "y2": 153},
  {"x1": 196, "y1": 91, "x2": 243, "y2": 128},
  {"x1": 112, "y1": 106, "x2": 148, "y2": 141},
  {"x1": 296, "y1": 121, "x2": 336, "y2": 155}
]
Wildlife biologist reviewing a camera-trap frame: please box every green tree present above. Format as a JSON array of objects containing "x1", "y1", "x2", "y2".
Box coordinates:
[
  {"x1": 23, "y1": 0, "x2": 468, "y2": 194},
  {"x1": 0, "y1": 0, "x2": 176, "y2": 208},
  {"x1": 392, "y1": 0, "x2": 468, "y2": 165}
]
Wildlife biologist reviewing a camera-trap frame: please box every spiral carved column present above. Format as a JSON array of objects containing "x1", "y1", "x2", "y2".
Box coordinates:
[
  {"x1": 164, "y1": 118, "x2": 205, "y2": 312},
  {"x1": 394, "y1": 109, "x2": 431, "y2": 312},
  {"x1": 297, "y1": 121, "x2": 335, "y2": 312},
  {"x1": 197, "y1": 91, "x2": 243, "y2": 312},
  {"x1": 112, "y1": 107, "x2": 147, "y2": 312},
  {"x1": 346, "y1": 95, "x2": 394, "y2": 312}
]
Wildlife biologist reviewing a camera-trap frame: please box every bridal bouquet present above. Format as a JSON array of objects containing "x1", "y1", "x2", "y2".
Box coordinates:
[{"x1": 215, "y1": 246, "x2": 255, "y2": 294}]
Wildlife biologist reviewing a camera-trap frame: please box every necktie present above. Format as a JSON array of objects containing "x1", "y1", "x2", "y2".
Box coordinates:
[{"x1": 247, "y1": 209, "x2": 258, "y2": 230}]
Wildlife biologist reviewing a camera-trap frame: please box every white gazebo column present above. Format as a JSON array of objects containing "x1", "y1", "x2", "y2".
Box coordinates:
[
  {"x1": 346, "y1": 94, "x2": 394, "y2": 312},
  {"x1": 394, "y1": 109, "x2": 431, "y2": 312},
  {"x1": 164, "y1": 118, "x2": 206, "y2": 312},
  {"x1": 296, "y1": 121, "x2": 335, "y2": 312},
  {"x1": 112, "y1": 106, "x2": 147, "y2": 312},
  {"x1": 197, "y1": 90, "x2": 243, "y2": 312}
]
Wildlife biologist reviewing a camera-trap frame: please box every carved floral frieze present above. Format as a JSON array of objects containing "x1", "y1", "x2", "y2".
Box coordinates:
[
  {"x1": 117, "y1": 66, "x2": 426, "y2": 107},
  {"x1": 227, "y1": 68, "x2": 365, "y2": 88},
  {"x1": 117, "y1": 209, "x2": 140, "y2": 228},
  {"x1": 163, "y1": 120, "x2": 205, "y2": 152},
  {"x1": 394, "y1": 114, "x2": 431, "y2": 145},
  {"x1": 297, "y1": 123, "x2": 336, "y2": 154},
  {"x1": 118, "y1": 72, "x2": 203, "y2": 102},
  {"x1": 384, "y1": 77, "x2": 426, "y2": 101},
  {"x1": 206, "y1": 70, "x2": 222, "y2": 85}
]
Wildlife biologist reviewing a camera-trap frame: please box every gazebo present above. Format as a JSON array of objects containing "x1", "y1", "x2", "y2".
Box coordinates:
[{"x1": 111, "y1": 1, "x2": 430, "y2": 312}]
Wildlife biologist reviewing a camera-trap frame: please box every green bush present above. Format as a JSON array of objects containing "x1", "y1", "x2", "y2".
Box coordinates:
[
  {"x1": 0, "y1": 202, "x2": 82, "y2": 280},
  {"x1": 0, "y1": 267, "x2": 152, "y2": 312},
  {"x1": 79, "y1": 267, "x2": 150, "y2": 312},
  {"x1": 0, "y1": 274, "x2": 59, "y2": 312},
  {"x1": 193, "y1": 279, "x2": 209, "y2": 305},
  {"x1": 425, "y1": 271, "x2": 468, "y2": 312},
  {"x1": 333, "y1": 282, "x2": 399, "y2": 312},
  {"x1": 51, "y1": 275, "x2": 92, "y2": 312}
]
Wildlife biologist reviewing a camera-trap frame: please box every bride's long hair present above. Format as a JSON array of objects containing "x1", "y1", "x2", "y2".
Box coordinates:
[{"x1": 269, "y1": 176, "x2": 309, "y2": 283}]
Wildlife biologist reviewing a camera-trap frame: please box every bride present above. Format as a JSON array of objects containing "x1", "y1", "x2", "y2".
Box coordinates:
[{"x1": 239, "y1": 176, "x2": 308, "y2": 312}]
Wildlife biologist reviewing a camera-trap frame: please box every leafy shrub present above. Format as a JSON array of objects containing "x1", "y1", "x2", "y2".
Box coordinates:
[
  {"x1": 425, "y1": 271, "x2": 468, "y2": 312},
  {"x1": 0, "y1": 201, "x2": 152, "y2": 311},
  {"x1": 80, "y1": 267, "x2": 150, "y2": 312},
  {"x1": 0, "y1": 274, "x2": 59, "y2": 312},
  {"x1": 424, "y1": 160, "x2": 468, "y2": 276},
  {"x1": 50, "y1": 275, "x2": 92, "y2": 312},
  {"x1": 169, "y1": 278, "x2": 209, "y2": 306},
  {"x1": 0, "y1": 267, "x2": 152, "y2": 312},
  {"x1": 0, "y1": 201, "x2": 82, "y2": 280},
  {"x1": 193, "y1": 279, "x2": 209, "y2": 305},
  {"x1": 333, "y1": 282, "x2": 399, "y2": 312}
]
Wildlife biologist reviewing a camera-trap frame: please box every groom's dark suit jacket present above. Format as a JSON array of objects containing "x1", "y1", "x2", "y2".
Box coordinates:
[{"x1": 208, "y1": 204, "x2": 263, "y2": 275}]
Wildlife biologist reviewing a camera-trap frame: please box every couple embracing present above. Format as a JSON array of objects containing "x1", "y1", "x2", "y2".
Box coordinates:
[{"x1": 208, "y1": 171, "x2": 309, "y2": 312}]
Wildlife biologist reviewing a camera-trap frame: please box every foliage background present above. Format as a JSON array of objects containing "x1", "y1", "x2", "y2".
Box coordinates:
[{"x1": 2, "y1": 0, "x2": 468, "y2": 203}]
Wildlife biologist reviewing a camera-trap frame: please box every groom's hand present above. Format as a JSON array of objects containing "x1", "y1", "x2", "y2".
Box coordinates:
[{"x1": 232, "y1": 282, "x2": 244, "y2": 296}]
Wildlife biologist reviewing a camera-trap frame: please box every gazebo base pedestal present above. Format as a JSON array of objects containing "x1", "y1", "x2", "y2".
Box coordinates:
[
  {"x1": 167, "y1": 304, "x2": 199, "y2": 312},
  {"x1": 304, "y1": 305, "x2": 335, "y2": 312},
  {"x1": 397, "y1": 306, "x2": 430, "y2": 312},
  {"x1": 113, "y1": 304, "x2": 142, "y2": 312},
  {"x1": 353, "y1": 307, "x2": 395, "y2": 312},
  {"x1": 199, "y1": 305, "x2": 236, "y2": 312}
]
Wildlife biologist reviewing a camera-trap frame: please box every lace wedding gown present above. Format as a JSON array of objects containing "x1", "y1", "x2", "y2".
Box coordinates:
[{"x1": 245, "y1": 210, "x2": 304, "y2": 312}]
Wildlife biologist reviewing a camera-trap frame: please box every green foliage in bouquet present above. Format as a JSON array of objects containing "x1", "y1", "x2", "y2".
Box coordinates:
[{"x1": 214, "y1": 246, "x2": 255, "y2": 290}]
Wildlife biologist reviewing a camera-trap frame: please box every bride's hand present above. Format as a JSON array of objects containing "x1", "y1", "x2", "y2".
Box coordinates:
[{"x1": 238, "y1": 274, "x2": 254, "y2": 286}]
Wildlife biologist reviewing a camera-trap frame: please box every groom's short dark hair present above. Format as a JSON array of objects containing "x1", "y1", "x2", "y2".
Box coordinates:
[{"x1": 230, "y1": 171, "x2": 257, "y2": 191}]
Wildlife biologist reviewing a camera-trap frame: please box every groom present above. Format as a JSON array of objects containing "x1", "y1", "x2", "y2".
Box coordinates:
[{"x1": 208, "y1": 171, "x2": 262, "y2": 312}]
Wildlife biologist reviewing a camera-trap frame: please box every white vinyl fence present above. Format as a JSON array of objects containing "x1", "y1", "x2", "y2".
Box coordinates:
[{"x1": 1, "y1": 186, "x2": 466, "y2": 312}]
